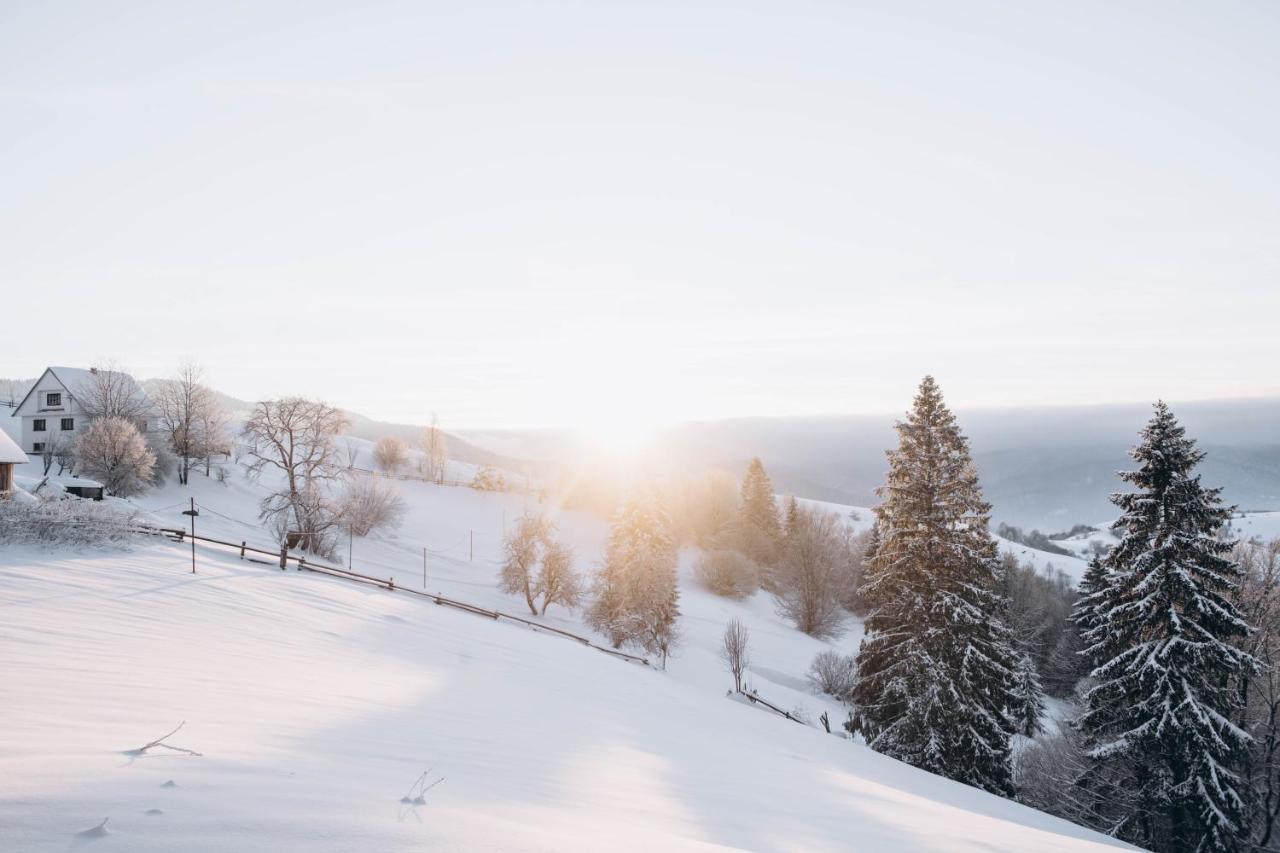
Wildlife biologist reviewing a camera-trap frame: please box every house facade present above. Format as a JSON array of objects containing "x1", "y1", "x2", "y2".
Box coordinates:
[{"x1": 10, "y1": 367, "x2": 157, "y2": 456}]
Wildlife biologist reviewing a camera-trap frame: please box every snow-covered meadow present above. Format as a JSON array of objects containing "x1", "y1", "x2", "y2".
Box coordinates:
[{"x1": 0, "y1": 439, "x2": 1132, "y2": 852}]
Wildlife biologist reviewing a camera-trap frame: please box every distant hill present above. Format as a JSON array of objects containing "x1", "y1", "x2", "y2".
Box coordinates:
[{"x1": 463, "y1": 396, "x2": 1280, "y2": 530}]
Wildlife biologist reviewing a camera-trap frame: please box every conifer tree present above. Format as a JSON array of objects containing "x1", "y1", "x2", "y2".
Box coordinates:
[
  {"x1": 783, "y1": 495, "x2": 799, "y2": 539},
  {"x1": 1077, "y1": 402, "x2": 1259, "y2": 853},
  {"x1": 587, "y1": 489, "x2": 680, "y2": 665},
  {"x1": 739, "y1": 457, "x2": 781, "y2": 564},
  {"x1": 852, "y1": 376, "x2": 1020, "y2": 796},
  {"x1": 1012, "y1": 654, "x2": 1046, "y2": 737}
]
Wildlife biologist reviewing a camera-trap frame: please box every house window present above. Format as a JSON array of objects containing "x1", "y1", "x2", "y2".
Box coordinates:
[
  {"x1": 33, "y1": 419, "x2": 46, "y2": 432},
  {"x1": 32, "y1": 442, "x2": 45, "y2": 453},
  {"x1": 45, "y1": 392, "x2": 62, "y2": 407},
  {"x1": 61, "y1": 418, "x2": 75, "y2": 431}
]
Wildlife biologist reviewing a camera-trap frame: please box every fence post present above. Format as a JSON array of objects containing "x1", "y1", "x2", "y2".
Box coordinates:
[
  {"x1": 388, "y1": 577, "x2": 395, "y2": 591},
  {"x1": 279, "y1": 546, "x2": 287, "y2": 570},
  {"x1": 299, "y1": 556, "x2": 306, "y2": 572},
  {"x1": 240, "y1": 541, "x2": 246, "y2": 559}
]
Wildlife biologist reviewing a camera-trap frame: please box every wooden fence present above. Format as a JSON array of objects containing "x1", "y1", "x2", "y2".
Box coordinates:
[{"x1": 132, "y1": 524, "x2": 649, "y2": 666}]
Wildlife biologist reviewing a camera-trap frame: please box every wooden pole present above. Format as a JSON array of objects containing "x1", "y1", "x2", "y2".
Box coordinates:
[{"x1": 187, "y1": 498, "x2": 197, "y2": 574}]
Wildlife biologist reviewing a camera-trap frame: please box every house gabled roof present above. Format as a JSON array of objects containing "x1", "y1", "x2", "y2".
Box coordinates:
[
  {"x1": 0, "y1": 428, "x2": 27, "y2": 464},
  {"x1": 11, "y1": 366, "x2": 155, "y2": 417}
]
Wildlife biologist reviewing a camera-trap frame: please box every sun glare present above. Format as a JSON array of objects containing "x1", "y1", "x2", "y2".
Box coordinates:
[{"x1": 580, "y1": 412, "x2": 656, "y2": 453}]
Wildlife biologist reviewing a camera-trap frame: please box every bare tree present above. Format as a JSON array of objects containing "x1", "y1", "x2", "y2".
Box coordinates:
[
  {"x1": 420, "y1": 414, "x2": 447, "y2": 483},
  {"x1": 694, "y1": 549, "x2": 761, "y2": 598},
  {"x1": 373, "y1": 436, "x2": 409, "y2": 474},
  {"x1": 338, "y1": 476, "x2": 406, "y2": 536},
  {"x1": 1235, "y1": 537, "x2": 1280, "y2": 851},
  {"x1": 152, "y1": 359, "x2": 217, "y2": 485},
  {"x1": 808, "y1": 649, "x2": 857, "y2": 701},
  {"x1": 194, "y1": 394, "x2": 232, "y2": 477},
  {"x1": 52, "y1": 434, "x2": 76, "y2": 475},
  {"x1": 38, "y1": 432, "x2": 71, "y2": 475},
  {"x1": 242, "y1": 398, "x2": 349, "y2": 553},
  {"x1": 74, "y1": 416, "x2": 156, "y2": 497},
  {"x1": 80, "y1": 360, "x2": 152, "y2": 421},
  {"x1": 772, "y1": 507, "x2": 847, "y2": 639},
  {"x1": 720, "y1": 618, "x2": 751, "y2": 693}
]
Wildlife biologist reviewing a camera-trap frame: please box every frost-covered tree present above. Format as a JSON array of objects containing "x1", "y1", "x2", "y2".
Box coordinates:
[
  {"x1": 373, "y1": 436, "x2": 409, "y2": 473},
  {"x1": 536, "y1": 539, "x2": 582, "y2": 616},
  {"x1": 471, "y1": 464, "x2": 506, "y2": 492},
  {"x1": 1012, "y1": 654, "x2": 1045, "y2": 737},
  {"x1": 242, "y1": 398, "x2": 349, "y2": 554},
  {"x1": 773, "y1": 506, "x2": 847, "y2": 639},
  {"x1": 420, "y1": 414, "x2": 448, "y2": 483},
  {"x1": 1077, "y1": 402, "x2": 1259, "y2": 853},
  {"x1": 499, "y1": 511, "x2": 583, "y2": 616},
  {"x1": 74, "y1": 416, "x2": 156, "y2": 497},
  {"x1": 852, "y1": 376, "x2": 1020, "y2": 796},
  {"x1": 587, "y1": 490, "x2": 680, "y2": 666},
  {"x1": 739, "y1": 457, "x2": 780, "y2": 565}
]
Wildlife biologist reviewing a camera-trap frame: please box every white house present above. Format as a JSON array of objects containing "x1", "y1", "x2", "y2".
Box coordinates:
[{"x1": 10, "y1": 366, "x2": 158, "y2": 456}]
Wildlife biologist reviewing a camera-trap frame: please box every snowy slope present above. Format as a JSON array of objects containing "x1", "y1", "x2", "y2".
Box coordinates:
[{"x1": 0, "y1": 453, "x2": 1131, "y2": 851}]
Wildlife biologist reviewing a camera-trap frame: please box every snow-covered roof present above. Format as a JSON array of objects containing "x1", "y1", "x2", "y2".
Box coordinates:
[
  {"x1": 13, "y1": 366, "x2": 155, "y2": 415},
  {"x1": 49, "y1": 366, "x2": 147, "y2": 403},
  {"x1": 0, "y1": 428, "x2": 27, "y2": 464},
  {"x1": 55, "y1": 475, "x2": 104, "y2": 489}
]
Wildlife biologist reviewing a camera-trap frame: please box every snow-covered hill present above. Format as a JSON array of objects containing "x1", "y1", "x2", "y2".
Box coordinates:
[{"x1": 0, "y1": 448, "x2": 1130, "y2": 851}]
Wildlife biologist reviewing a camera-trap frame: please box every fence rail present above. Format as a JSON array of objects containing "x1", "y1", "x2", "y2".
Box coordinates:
[
  {"x1": 348, "y1": 466, "x2": 474, "y2": 487},
  {"x1": 135, "y1": 524, "x2": 649, "y2": 666}
]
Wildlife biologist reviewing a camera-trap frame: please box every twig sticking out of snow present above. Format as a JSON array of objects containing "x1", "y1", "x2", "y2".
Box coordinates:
[
  {"x1": 125, "y1": 721, "x2": 203, "y2": 757},
  {"x1": 400, "y1": 769, "x2": 444, "y2": 805},
  {"x1": 77, "y1": 818, "x2": 110, "y2": 838}
]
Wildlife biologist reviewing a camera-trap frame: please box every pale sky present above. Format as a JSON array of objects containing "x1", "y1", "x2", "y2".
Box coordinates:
[{"x1": 3, "y1": 1, "x2": 1278, "y2": 437}]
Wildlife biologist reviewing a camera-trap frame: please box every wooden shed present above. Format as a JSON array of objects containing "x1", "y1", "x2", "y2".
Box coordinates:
[{"x1": 0, "y1": 429, "x2": 27, "y2": 499}]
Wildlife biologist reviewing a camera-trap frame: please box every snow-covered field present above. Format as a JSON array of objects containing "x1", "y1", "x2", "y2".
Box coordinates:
[{"x1": 0, "y1": 443, "x2": 1130, "y2": 851}]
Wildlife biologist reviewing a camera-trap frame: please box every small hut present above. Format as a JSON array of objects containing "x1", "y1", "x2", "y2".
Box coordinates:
[{"x1": 0, "y1": 430, "x2": 27, "y2": 499}]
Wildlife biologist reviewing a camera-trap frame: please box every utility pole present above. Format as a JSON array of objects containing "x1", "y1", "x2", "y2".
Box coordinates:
[{"x1": 182, "y1": 498, "x2": 199, "y2": 574}]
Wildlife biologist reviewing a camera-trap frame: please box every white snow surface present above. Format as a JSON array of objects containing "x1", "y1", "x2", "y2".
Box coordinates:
[{"x1": 0, "y1": 448, "x2": 1130, "y2": 851}]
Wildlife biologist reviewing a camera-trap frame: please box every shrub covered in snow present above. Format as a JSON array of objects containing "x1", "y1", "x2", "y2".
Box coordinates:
[
  {"x1": 471, "y1": 465, "x2": 505, "y2": 492},
  {"x1": 694, "y1": 549, "x2": 761, "y2": 599},
  {"x1": 807, "y1": 650, "x2": 857, "y2": 702},
  {"x1": 0, "y1": 497, "x2": 144, "y2": 549}
]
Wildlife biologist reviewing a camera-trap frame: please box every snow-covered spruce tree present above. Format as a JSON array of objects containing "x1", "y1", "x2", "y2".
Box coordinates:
[
  {"x1": 1070, "y1": 556, "x2": 1110, "y2": 655},
  {"x1": 1076, "y1": 402, "x2": 1259, "y2": 853},
  {"x1": 851, "y1": 376, "x2": 1020, "y2": 796},
  {"x1": 1013, "y1": 654, "x2": 1045, "y2": 737},
  {"x1": 587, "y1": 490, "x2": 680, "y2": 666}
]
